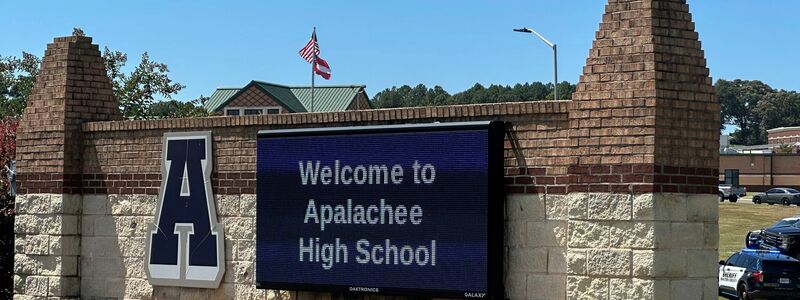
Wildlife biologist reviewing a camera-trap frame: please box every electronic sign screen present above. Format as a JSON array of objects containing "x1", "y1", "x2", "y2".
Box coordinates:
[{"x1": 256, "y1": 121, "x2": 504, "y2": 299}]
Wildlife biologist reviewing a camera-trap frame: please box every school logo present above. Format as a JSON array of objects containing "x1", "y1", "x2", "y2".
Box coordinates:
[{"x1": 145, "y1": 132, "x2": 225, "y2": 288}]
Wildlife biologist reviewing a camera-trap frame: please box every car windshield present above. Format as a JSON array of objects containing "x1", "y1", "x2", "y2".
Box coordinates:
[
  {"x1": 774, "y1": 219, "x2": 800, "y2": 228},
  {"x1": 787, "y1": 189, "x2": 800, "y2": 193}
]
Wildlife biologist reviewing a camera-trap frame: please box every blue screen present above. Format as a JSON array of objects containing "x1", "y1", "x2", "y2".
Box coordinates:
[{"x1": 256, "y1": 128, "x2": 490, "y2": 294}]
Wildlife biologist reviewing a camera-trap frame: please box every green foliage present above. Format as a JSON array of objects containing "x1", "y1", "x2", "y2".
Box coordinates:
[
  {"x1": 148, "y1": 97, "x2": 210, "y2": 119},
  {"x1": 717, "y1": 79, "x2": 775, "y2": 145},
  {"x1": 0, "y1": 53, "x2": 41, "y2": 118},
  {"x1": 370, "y1": 81, "x2": 575, "y2": 109},
  {"x1": 717, "y1": 79, "x2": 800, "y2": 146},
  {"x1": 370, "y1": 84, "x2": 451, "y2": 108},
  {"x1": 548, "y1": 81, "x2": 577, "y2": 100},
  {"x1": 754, "y1": 90, "x2": 800, "y2": 134},
  {"x1": 103, "y1": 48, "x2": 186, "y2": 120},
  {"x1": 2, "y1": 47, "x2": 194, "y2": 120}
]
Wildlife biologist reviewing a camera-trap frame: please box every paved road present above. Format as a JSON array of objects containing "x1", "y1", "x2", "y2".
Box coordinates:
[{"x1": 724, "y1": 196, "x2": 800, "y2": 207}]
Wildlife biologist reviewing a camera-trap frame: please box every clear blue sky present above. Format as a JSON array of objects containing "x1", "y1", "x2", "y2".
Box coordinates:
[{"x1": 2, "y1": 0, "x2": 799, "y2": 102}]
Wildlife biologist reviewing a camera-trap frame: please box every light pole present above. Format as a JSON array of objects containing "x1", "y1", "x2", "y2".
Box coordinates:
[{"x1": 513, "y1": 27, "x2": 558, "y2": 100}]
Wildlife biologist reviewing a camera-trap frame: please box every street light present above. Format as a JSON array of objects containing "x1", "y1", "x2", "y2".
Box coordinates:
[{"x1": 513, "y1": 27, "x2": 559, "y2": 100}]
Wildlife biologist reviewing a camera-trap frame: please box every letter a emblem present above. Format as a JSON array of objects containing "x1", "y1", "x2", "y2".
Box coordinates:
[{"x1": 145, "y1": 132, "x2": 225, "y2": 288}]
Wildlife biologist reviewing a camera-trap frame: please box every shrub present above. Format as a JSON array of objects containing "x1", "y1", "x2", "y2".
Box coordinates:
[{"x1": 0, "y1": 118, "x2": 18, "y2": 297}]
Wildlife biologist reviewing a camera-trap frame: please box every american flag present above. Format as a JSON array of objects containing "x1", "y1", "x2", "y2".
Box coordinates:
[{"x1": 299, "y1": 31, "x2": 319, "y2": 63}]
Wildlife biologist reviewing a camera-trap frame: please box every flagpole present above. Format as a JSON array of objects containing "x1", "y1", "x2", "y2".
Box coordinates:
[{"x1": 311, "y1": 27, "x2": 316, "y2": 113}]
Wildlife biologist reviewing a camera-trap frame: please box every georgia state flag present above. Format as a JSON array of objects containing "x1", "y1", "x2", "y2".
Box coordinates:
[{"x1": 314, "y1": 57, "x2": 331, "y2": 80}]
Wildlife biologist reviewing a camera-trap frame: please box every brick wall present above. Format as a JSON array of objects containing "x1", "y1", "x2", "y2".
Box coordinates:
[
  {"x1": 16, "y1": 36, "x2": 122, "y2": 177},
  {"x1": 720, "y1": 154, "x2": 800, "y2": 191},
  {"x1": 768, "y1": 128, "x2": 800, "y2": 144},
  {"x1": 13, "y1": 35, "x2": 121, "y2": 299},
  {"x1": 569, "y1": 0, "x2": 719, "y2": 194},
  {"x1": 564, "y1": 0, "x2": 719, "y2": 298},
  {"x1": 14, "y1": 101, "x2": 572, "y2": 196}
]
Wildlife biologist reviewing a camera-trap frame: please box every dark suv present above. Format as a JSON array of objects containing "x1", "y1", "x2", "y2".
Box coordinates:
[
  {"x1": 719, "y1": 249, "x2": 800, "y2": 299},
  {"x1": 749, "y1": 217, "x2": 800, "y2": 258}
]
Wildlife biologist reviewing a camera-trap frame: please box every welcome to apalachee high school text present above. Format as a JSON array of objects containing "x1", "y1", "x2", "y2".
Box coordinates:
[{"x1": 298, "y1": 160, "x2": 438, "y2": 270}]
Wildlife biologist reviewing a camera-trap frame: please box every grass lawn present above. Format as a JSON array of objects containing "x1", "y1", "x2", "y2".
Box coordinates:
[{"x1": 718, "y1": 202, "x2": 800, "y2": 260}]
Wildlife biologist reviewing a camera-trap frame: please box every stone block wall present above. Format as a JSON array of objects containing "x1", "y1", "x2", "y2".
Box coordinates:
[
  {"x1": 564, "y1": 193, "x2": 718, "y2": 300},
  {"x1": 504, "y1": 194, "x2": 568, "y2": 300},
  {"x1": 14, "y1": 194, "x2": 81, "y2": 298},
  {"x1": 78, "y1": 194, "x2": 266, "y2": 299}
]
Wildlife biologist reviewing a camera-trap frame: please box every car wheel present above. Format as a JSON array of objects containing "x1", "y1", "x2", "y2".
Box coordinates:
[
  {"x1": 730, "y1": 196, "x2": 738, "y2": 203},
  {"x1": 754, "y1": 197, "x2": 761, "y2": 204},
  {"x1": 719, "y1": 193, "x2": 725, "y2": 202},
  {"x1": 737, "y1": 283, "x2": 749, "y2": 300},
  {"x1": 783, "y1": 198, "x2": 790, "y2": 206}
]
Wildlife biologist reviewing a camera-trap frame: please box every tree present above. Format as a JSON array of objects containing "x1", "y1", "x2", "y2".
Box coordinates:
[
  {"x1": 0, "y1": 53, "x2": 40, "y2": 118},
  {"x1": 755, "y1": 90, "x2": 800, "y2": 135},
  {"x1": 717, "y1": 79, "x2": 775, "y2": 145},
  {"x1": 147, "y1": 97, "x2": 210, "y2": 119},
  {"x1": 547, "y1": 81, "x2": 577, "y2": 100},
  {"x1": 1, "y1": 46, "x2": 190, "y2": 120},
  {"x1": 370, "y1": 81, "x2": 575, "y2": 109},
  {"x1": 103, "y1": 48, "x2": 186, "y2": 119},
  {"x1": 371, "y1": 85, "x2": 412, "y2": 108},
  {"x1": 0, "y1": 118, "x2": 17, "y2": 298}
]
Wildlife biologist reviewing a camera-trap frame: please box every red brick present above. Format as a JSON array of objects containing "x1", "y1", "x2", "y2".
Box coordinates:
[
  {"x1": 536, "y1": 177, "x2": 555, "y2": 185},
  {"x1": 514, "y1": 177, "x2": 533, "y2": 185}
]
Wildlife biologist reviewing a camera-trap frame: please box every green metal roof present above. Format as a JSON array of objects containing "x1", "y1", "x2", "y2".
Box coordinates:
[
  {"x1": 204, "y1": 80, "x2": 366, "y2": 113},
  {"x1": 291, "y1": 85, "x2": 365, "y2": 112},
  {"x1": 206, "y1": 88, "x2": 240, "y2": 113},
  {"x1": 254, "y1": 82, "x2": 307, "y2": 113}
]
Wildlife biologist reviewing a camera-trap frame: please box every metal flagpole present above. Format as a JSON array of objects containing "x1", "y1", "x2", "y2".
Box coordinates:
[{"x1": 311, "y1": 27, "x2": 316, "y2": 113}]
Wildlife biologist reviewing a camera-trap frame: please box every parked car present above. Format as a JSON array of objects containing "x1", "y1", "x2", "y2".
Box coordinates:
[
  {"x1": 720, "y1": 184, "x2": 746, "y2": 202},
  {"x1": 719, "y1": 249, "x2": 800, "y2": 300},
  {"x1": 752, "y1": 188, "x2": 800, "y2": 206}
]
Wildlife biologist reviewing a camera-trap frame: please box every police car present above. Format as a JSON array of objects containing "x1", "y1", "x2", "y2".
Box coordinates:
[{"x1": 719, "y1": 249, "x2": 800, "y2": 299}]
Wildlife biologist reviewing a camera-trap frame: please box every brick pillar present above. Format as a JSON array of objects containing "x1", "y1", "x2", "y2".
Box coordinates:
[
  {"x1": 14, "y1": 35, "x2": 121, "y2": 298},
  {"x1": 565, "y1": 1, "x2": 719, "y2": 299}
]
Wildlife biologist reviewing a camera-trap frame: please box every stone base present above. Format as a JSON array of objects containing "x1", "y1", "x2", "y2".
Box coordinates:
[
  {"x1": 13, "y1": 192, "x2": 717, "y2": 300},
  {"x1": 14, "y1": 194, "x2": 81, "y2": 298},
  {"x1": 565, "y1": 193, "x2": 718, "y2": 300},
  {"x1": 505, "y1": 194, "x2": 569, "y2": 300}
]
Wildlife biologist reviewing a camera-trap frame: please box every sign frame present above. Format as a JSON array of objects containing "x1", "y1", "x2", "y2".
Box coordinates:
[{"x1": 255, "y1": 121, "x2": 505, "y2": 299}]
